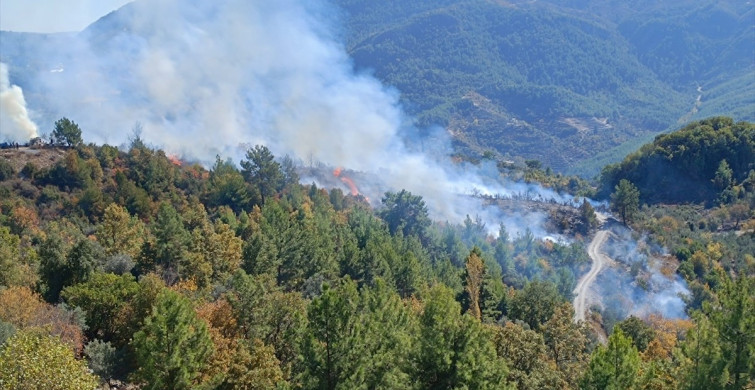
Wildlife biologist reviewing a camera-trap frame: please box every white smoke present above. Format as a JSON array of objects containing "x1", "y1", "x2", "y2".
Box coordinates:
[
  {"x1": 600, "y1": 226, "x2": 690, "y2": 319},
  {"x1": 14, "y1": 0, "x2": 587, "y2": 232},
  {"x1": 0, "y1": 62, "x2": 39, "y2": 143},
  {"x1": 15, "y1": 0, "x2": 486, "y2": 221}
]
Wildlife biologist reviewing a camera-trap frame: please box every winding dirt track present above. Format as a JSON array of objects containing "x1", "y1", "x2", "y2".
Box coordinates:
[{"x1": 573, "y1": 230, "x2": 610, "y2": 322}]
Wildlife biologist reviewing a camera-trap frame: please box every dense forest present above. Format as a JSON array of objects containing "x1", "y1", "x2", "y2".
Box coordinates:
[
  {"x1": 600, "y1": 117, "x2": 755, "y2": 204},
  {"x1": 334, "y1": 0, "x2": 754, "y2": 173},
  {"x1": 0, "y1": 117, "x2": 753, "y2": 389}
]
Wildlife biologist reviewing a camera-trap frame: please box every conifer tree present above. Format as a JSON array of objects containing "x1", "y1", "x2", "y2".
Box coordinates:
[
  {"x1": 152, "y1": 202, "x2": 189, "y2": 279},
  {"x1": 131, "y1": 289, "x2": 213, "y2": 389},
  {"x1": 611, "y1": 179, "x2": 640, "y2": 225},
  {"x1": 581, "y1": 328, "x2": 640, "y2": 390},
  {"x1": 413, "y1": 285, "x2": 509, "y2": 389}
]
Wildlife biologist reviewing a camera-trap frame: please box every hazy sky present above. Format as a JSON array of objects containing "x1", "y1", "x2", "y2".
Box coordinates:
[{"x1": 0, "y1": 0, "x2": 133, "y2": 33}]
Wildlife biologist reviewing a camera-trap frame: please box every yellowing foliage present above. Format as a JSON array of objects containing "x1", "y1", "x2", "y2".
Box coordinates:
[
  {"x1": 0, "y1": 286, "x2": 47, "y2": 328},
  {"x1": 0, "y1": 328, "x2": 98, "y2": 390},
  {"x1": 646, "y1": 314, "x2": 694, "y2": 358}
]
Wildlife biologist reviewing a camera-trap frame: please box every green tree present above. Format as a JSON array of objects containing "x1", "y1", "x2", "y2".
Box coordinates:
[
  {"x1": 84, "y1": 339, "x2": 122, "y2": 382},
  {"x1": 240, "y1": 145, "x2": 284, "y2": 205},
  {"x1": 299, "y1": 278, "x2": 415, "y2": 389},
  {"x1": 713, "y1": 159, "x2": 736, "y2": 203},
  {"x1": 611, "y1": 179, "x2": 640, "y2": 225},
  {"x1": 65, "y1": 239, "x2": 100, "y2": 286},
  {"x1": 579, "y1": 199, "x2": 598, "y2": 234},
  {"x1": 677, "y1": 314, "x2": 727, "y2": 390},
  {"x1": 206, "y1": 156, "x2": 251, "y2": 213},
  {"x1": 131, "y1": 289, "x2": 213, "y2": 390},
  {"x1": 38, "y1": 234, "x2": 71, "y2": 302},
  {"x1": 713, "y1": 159, "x2": 734, "y2": 191},
  {"x1": 0, "y1": 158, "x2": 14, "y2": 181},
  {"x1": 0, "y1": 328, "x2": 98, "y2": 389},
  {"x1": 357, "y1": 280, "x2": 414, "y2": 388},
  {"x1": 581, "y1": 328, "x2": 640, "y2": 390},
  {"x1": 413, "y1": 284, "x2": 509, "y2": 389},
  {"x1": 61, "y1": 272, "x2": 140, "y2": 345},
  {"x1": 52, "y1": 117, "x2": 83, "y2": 147},
  {"x1": 680, "y1": 271, "x2": 755, "y2": 390},
  {"x1": 379, "y1": 190, "x2": 431, "y2": 240},
  {"x1": 152, "y1": 202, "x2": 189, "y2": 278},
  {"x1": 711, "y1": 272, "x2": 755, "y2": 389},
  {"x1": 616, "y1": 315, "x2": 656, "y2": 352},
  {"x1": 300, "y1": 279, "x2": 362, "y2": 390},
  {"x1": 509, "y1": 280, "x2": 562, "y2": 330}
]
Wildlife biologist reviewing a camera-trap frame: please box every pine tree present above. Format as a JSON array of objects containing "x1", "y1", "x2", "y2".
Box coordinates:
[
  {"x1": 52, "y1": 117, "x2": 83, "y2": 147},
  {"x1": 413, "y1": 285, "x2": 509, "y2": 389},
  {"x1": 611, "y1": 179, "x2": 640, "y2": 225},
  {"x1": 131, "y1": 289, "x2": 213, "y2": 389},
  {"x1": 152, "y1": 202, "x2": 189, "y2": 279},
  {"x1": 581, "y1": 328, "x2": 640, "y2": 390},
  {"x1": 300, "y1": 280, "x2": 362, "y2": 390},
  {"x1": 240, "y1": 145, "x2": 284, "y2": 205}
]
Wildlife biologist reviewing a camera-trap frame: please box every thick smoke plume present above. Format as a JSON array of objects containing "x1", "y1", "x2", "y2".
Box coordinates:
[
  {"x1": 0, "y1": 62, "x2": 38, "y2": 142},
  {"x1": 17, "y1": 0, "x2": 553, "y2": 225}
]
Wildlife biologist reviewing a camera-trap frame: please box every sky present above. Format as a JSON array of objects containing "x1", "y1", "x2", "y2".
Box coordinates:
[{"x1": 0, "y1": 0, "x2": 133, "y2": 33}]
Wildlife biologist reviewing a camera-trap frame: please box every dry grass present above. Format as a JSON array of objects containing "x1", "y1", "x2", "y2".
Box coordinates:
[{"x1": 0, "y1": 147, "x2": 68, "y2": 172}]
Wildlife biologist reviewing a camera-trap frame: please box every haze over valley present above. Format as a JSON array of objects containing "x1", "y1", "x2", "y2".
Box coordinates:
[{"x1": 0, "y1": 1, "x2": 753, "y2": 389}]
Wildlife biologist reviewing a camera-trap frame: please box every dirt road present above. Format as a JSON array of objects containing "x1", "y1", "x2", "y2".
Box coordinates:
[{"x1": 573, "y1": 229, "x2": 610, "y2": 322}]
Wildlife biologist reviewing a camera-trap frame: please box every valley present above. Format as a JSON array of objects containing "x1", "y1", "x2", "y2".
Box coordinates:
[{"x1": 0, "y1": 0, "x2": 753, "y2": 388}]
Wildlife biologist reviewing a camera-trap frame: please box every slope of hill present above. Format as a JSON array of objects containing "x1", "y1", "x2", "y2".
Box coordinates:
[
  {"x1": 0, "y1": 0, "x2": 752, "y2": 175},
  {"x1": 599, "y1": 117, "x2": 755, "y2": 205},
  {"x1": 335, "y1": 0, "x2": 754, "y2": 173}
]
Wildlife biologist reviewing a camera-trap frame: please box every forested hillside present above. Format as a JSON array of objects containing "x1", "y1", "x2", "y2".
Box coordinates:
[
  {"x1": 1, "y1": 118, "x2": 753, "y2": 389},
  {"x1": 600, "y1": 117, "x2": 755, "y2": 205},
  {"x1": 335, "y1": 0, "x2": 754, "y2": 173}
]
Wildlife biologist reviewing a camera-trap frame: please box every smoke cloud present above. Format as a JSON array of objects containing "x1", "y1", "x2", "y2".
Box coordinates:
[
  {"x1": 0, "y1": 62, "x2": 39, "y2": 143},
  {"x1": 599, "y1": 225, "x2": 690, "y2": 319},
  {"x1": 7, "y1": 0, "x2": 691, "y2": 324},
  {"x1": 14, "y1": 0, "x2": 548, "y2": 225}
]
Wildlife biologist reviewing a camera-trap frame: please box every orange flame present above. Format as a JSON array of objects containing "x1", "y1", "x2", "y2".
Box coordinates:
[
  {"x1": 167, "y1": 154, "x2": 182, "y2": 166},
  {"x1": 333, "y1": 166, "x2": 359, "y2": 196}
]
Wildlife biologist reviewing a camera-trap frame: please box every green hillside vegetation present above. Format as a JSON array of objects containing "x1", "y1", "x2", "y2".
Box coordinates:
[
  {"x1": 1, "y1": 118, "x2": 753, "y2": 388},
  {"x1": 600, "y1": 117, "x2": 755, "y2": 205},
  {"x1": 334, "y1": 0, "x2": 753, "y2": 173}
]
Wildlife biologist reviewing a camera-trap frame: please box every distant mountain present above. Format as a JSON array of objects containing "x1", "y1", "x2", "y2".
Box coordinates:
[
  {"x1": 1, "y1": 0, "x2": 752, "y2": 176},
  {"x1": 335, "y1": 0, "x2": 755, "y2": 174}
]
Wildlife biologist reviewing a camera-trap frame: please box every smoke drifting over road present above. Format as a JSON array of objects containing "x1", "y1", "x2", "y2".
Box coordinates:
[
  {"x1": 0, "y1": 62, "x2": 39, "y2": 143},
  {"x1": 599, "y1": 225, "x2": 690, "y2": 319}
]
